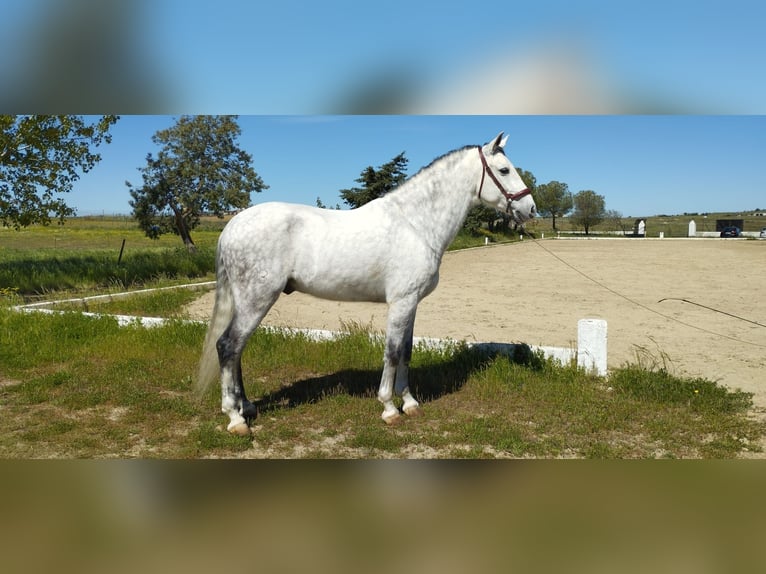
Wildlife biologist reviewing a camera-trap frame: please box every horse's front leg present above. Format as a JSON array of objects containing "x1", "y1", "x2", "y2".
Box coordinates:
[
  {"x1": 378, "y1": 298, "x2": 419, "y2": 424},
  {"x1": 394, "y1": 314, "x2": 421, "y2": 418}
]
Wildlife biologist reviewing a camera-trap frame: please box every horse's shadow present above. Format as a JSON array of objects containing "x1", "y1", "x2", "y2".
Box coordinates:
[{"x1": 252, "y1": 343, "x2": 540, "y2": 416}]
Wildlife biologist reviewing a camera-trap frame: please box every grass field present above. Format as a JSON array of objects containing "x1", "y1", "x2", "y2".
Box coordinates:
[
  {"x1": 0, "y1": 305, "x2": 761, "y2": 458},
  {"x1": 1, "y1": 215, "x2": 763, "y2": 458},
  {"x1": 0, "y1": 216, "x2": 222, "y2": 297}
]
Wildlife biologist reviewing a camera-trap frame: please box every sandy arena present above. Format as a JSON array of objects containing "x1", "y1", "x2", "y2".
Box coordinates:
[{"x1": 187, "y1": 238, "x2": 766, "y2": 414}]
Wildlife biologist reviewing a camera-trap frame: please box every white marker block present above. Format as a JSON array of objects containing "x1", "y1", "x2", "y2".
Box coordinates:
[{"x1": 577, "y1": 318, "x2": 608, "y2": 376}]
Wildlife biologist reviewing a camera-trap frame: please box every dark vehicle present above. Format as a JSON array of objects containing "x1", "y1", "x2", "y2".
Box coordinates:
[{"x1": 720, "y1": 226, "x2": 741, "y2": 238}]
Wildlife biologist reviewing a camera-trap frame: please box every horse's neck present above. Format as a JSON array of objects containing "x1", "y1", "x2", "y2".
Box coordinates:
[{"x1": 383, "y1": 151, "x2": 477, "y2": 256}]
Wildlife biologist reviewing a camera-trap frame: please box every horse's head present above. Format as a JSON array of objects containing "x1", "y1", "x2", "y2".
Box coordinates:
[{"x1": 477, "y1": 133, "x2": 537, "y2": 224}]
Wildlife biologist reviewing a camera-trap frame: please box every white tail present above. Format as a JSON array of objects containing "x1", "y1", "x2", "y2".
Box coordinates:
[{"x1": 196, "y1": 261, "x2": 234, "y2": 396}]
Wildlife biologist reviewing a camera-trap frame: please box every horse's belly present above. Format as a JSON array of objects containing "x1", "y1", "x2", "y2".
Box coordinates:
[{"x1": 292, "y1": 265, "x2": 389, "y2": 303}]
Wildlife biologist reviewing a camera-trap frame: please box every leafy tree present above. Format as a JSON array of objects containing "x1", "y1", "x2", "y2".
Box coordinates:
[
  {"x1": 572, "y1": 190, "x2": 606, "y2": 235},
  {"x1": 0, "y1": 115, "x2": 118, "y2": 228},
  {"x1": 462, "y1": 205, "x2": 493, "y2": 236},
  {"x1": 127, "y1": 115, "x2": 267, "y2": 252},
  {"x1": 517, "y1": 168, "x2": 537, "y2": 198},
  {"x1": 340, "y1": 152, "x2": 408, "y2": 208},
  {"x1": 535, "y1": 180, "x2": 572, "y2": 230}
]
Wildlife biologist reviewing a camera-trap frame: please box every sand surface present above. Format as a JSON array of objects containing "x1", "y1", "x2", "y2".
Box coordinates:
[{"x1": 186, "y1": 238, "x2": 766, "y2": 412}]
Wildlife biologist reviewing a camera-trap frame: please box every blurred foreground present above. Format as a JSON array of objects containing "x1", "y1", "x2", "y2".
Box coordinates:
[{"x1": 2, "y1": 462, "x2": 764, "y2": 573}]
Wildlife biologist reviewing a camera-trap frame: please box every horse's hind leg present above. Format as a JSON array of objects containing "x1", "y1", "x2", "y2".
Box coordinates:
[
  {"x1": 217, "y1": 330, "x2": 254, "y2": 436},
  {"x1": 217, "y1": 294, "x2": 279, "y2": 436}
]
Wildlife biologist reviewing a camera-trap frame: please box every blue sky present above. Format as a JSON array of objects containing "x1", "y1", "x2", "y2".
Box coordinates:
[{"x1": 73, "y1": 115, "x2": 765, "y2": 218}]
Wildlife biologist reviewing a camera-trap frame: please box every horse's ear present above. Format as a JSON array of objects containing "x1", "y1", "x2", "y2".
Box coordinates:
[{"x1": 489, "y1": 132, "x2": 507, "y2": 154}]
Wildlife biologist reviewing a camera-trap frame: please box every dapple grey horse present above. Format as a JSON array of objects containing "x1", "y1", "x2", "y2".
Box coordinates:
[{"x1": 197, "y1": 133, "x2": 536, "y2": 435}]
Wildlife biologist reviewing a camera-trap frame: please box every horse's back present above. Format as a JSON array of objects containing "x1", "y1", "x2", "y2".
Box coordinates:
[{"x1": 223, "y1": 202, "x2": 323, "y2": 236}]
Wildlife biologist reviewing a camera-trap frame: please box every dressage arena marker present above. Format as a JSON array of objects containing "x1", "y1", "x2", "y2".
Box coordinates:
[{"x1": 13, "y1": 282, "x2": 608, "y2": 377}]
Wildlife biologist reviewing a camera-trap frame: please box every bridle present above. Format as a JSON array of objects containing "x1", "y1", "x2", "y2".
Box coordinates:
[{"x1": 476, "y1": 146, "x2": 531, "y2": 209}]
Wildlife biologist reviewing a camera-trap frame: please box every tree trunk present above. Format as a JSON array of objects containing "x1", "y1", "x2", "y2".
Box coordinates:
[
  {"x1": 173, "y1": 208, "x2": 197, "y2": 253},
  {"x1": 552, "y1": 213, "x2": 557, "y2": 230}
]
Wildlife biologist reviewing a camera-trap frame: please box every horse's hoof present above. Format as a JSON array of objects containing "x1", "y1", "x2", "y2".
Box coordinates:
[
  {"x1": 382, "y1": 412, "x2": 402, "y2": 425},
  {"x1": 403, "y1": 405, "x2": 423, "y2": 417},
  {"x1": 228, "y1": 422, "x2": 252, "y2": 437}
]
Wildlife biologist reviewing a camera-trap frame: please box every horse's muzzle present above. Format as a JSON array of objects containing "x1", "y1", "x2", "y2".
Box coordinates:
[{"x1": 510, "y1": 205, "x2": 536, "y2": 224}]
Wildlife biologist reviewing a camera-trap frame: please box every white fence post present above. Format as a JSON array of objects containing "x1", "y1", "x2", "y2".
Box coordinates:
[{"x1": 577, "y1": 318, "x2": 608, "y2": 376}]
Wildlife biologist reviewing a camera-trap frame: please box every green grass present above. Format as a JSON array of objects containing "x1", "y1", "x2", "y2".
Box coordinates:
[
  {"x1": 0, "y1": 303, "x2": 761, "y2": 458},
  {"x1": 0, "y1": 216, "x2": 220, "y2": 297},
  {"x1": 0, "y1": 247, "x2": 216, "y2": 296}
]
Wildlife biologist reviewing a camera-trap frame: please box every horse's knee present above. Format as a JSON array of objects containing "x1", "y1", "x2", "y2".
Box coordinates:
[
  {"x1": 386, "y1": 338, "x2": 413, "y2": 366},
  {"x1": 385, "y1": 340, "x2": 400, "y2": 365}
]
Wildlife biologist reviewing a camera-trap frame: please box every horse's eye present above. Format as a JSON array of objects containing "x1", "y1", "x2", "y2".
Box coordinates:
[{"x1": 499, "y1": 167, "x2": 510, "y2": 175}]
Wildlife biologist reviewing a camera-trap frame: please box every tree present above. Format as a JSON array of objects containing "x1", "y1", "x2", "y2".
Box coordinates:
[
  {"x1": 0, "y1": 115, "x2": 118, "y2": 228},
  {"x1": 535, "y1": 180, "x2": 572, "y2": 230},
  {"x1": 339, "y1": 152, "x2": 408, "y2": 208},
  {"x1": 604, "y1": 209, "x2": 627, "y2": 235},
  {"x1": 315, "y1": 197, "x2": 340, "y2": 210},
  {"x1": 572, "y1": 190, "x2": 606, "y2": 235},
  {"x1": 127, "y1": 115, "x2": 267, "y2": 252},
  {"x1": 517, "y1": 168, "x2": 537, "y2": 198}
]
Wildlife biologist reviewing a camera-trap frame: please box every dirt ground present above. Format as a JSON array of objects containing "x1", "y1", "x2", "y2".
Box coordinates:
[{"x1": 186, "y1": 238, "x2": 766, "y2": 414}]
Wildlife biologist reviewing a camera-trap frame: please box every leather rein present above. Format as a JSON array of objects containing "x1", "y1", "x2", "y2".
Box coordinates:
[{"x1": 476, "y1": 146, "x2": 531, "y2": 207}]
